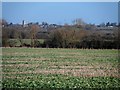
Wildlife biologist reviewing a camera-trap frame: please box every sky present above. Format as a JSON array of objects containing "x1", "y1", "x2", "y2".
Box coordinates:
[
  {"x1": 2, "y1": 2, "x2": 118, "y2": 25},
  {"x1": 2, "y1": 0, "x2": 120, "y2": 2}
]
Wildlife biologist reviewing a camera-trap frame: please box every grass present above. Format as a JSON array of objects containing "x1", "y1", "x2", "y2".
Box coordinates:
[
  {"x1": 2, "y1": 48, "x2": 120, "y2": 89},
  {"x1": 8, "y1": 39, "x2": 44, "y2": 46}
]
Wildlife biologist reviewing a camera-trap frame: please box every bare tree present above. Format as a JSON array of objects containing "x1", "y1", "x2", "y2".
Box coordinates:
[
  {"x1": 73, "y1": 18, "x2": 86, "y2": 27},
  {"x1": 30, "y1": 24, "x2": 39, "y2": 47},
  {"x1": 2, "y1": 29, "x2": 9, "y2": 47}
]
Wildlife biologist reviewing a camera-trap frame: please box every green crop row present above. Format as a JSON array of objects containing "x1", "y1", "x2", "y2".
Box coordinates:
[{"x1": 2, "y1": 74, "x2": 120, "y2": 88}]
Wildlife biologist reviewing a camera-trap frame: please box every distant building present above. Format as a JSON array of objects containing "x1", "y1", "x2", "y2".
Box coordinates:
[
  {"x1": 22, "y1": 20, "x2": 28, "y2": 27},
  {"x1": 96, "y1": 26, "x2": 114, "y2": 31},
  {"x1": 22, "y1": 20, "x2": 25, "y2": 27}
]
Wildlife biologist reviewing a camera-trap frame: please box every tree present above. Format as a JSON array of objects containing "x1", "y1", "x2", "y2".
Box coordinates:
[
  {"x1": 2, "y1": 19, "x2": 8, "y2": 27},
  {"x1": 45, "y1": 25, "x2": 88, "y2": 48},
  {"x1": 72, "y1": 18, "x2": 86, "y2": 28},
  {"x1": 30, "y1": 24, "x2": 39, "y2": 47},
  {"x1": 106, "y1": 22, "x2": 110, "y2": 26},
  {"x1": 2, "y1": 28, "x2": 9, "y2": 47}
]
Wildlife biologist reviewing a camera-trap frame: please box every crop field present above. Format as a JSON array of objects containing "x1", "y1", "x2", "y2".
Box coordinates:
[{"x1": 2, "y1": 48, "x2": 120, "y2": 89}]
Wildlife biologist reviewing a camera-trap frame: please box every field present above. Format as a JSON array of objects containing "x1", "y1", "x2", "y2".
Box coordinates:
[
  {"x1": 2, "y1": 48, "x2": 120, "y2": 88},
  {"x1": 5, "y1": 39, "x2": 44, "y2": 47}
]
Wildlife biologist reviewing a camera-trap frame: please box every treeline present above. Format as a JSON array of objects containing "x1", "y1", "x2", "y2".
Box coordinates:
[
  {"x1": 44, "y1": 26, "x2": 119, "y2": 49},
  {"x1": 1, "y1": 19, "x2": 120, "y2": 49}
]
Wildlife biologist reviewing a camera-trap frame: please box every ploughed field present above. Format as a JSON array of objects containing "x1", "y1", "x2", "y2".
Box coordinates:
[{"x1": 2, "y1": 48, "x2": 120, "y2": 88}]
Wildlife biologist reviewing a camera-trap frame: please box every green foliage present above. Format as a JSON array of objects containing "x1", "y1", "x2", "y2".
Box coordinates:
[
  {"x1": 2, "y1": 39, "x2": 44, "y2": 47},
  {"x1": 2, "y1": 75, "x2": 120, "y2": 88},
  {"x1": 8, "y1": 39, "x2": 18, "y2": 47},
  {"x1": 34, "y1": 40, "x2": 44, "y2": 47}
]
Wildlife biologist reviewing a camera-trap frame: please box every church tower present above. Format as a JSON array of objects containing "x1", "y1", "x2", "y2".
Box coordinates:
[{"x1": 22, "y1": 20, "x2": 25, "y2": 27}]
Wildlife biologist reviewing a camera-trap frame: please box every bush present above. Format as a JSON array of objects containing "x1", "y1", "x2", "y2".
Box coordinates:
[
  {"x1": 34, "y1": 40, "x2": 42, "y2": 47},
  {"x1": 8, "y1": 39, "x2": 17, "y2": 47}
]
